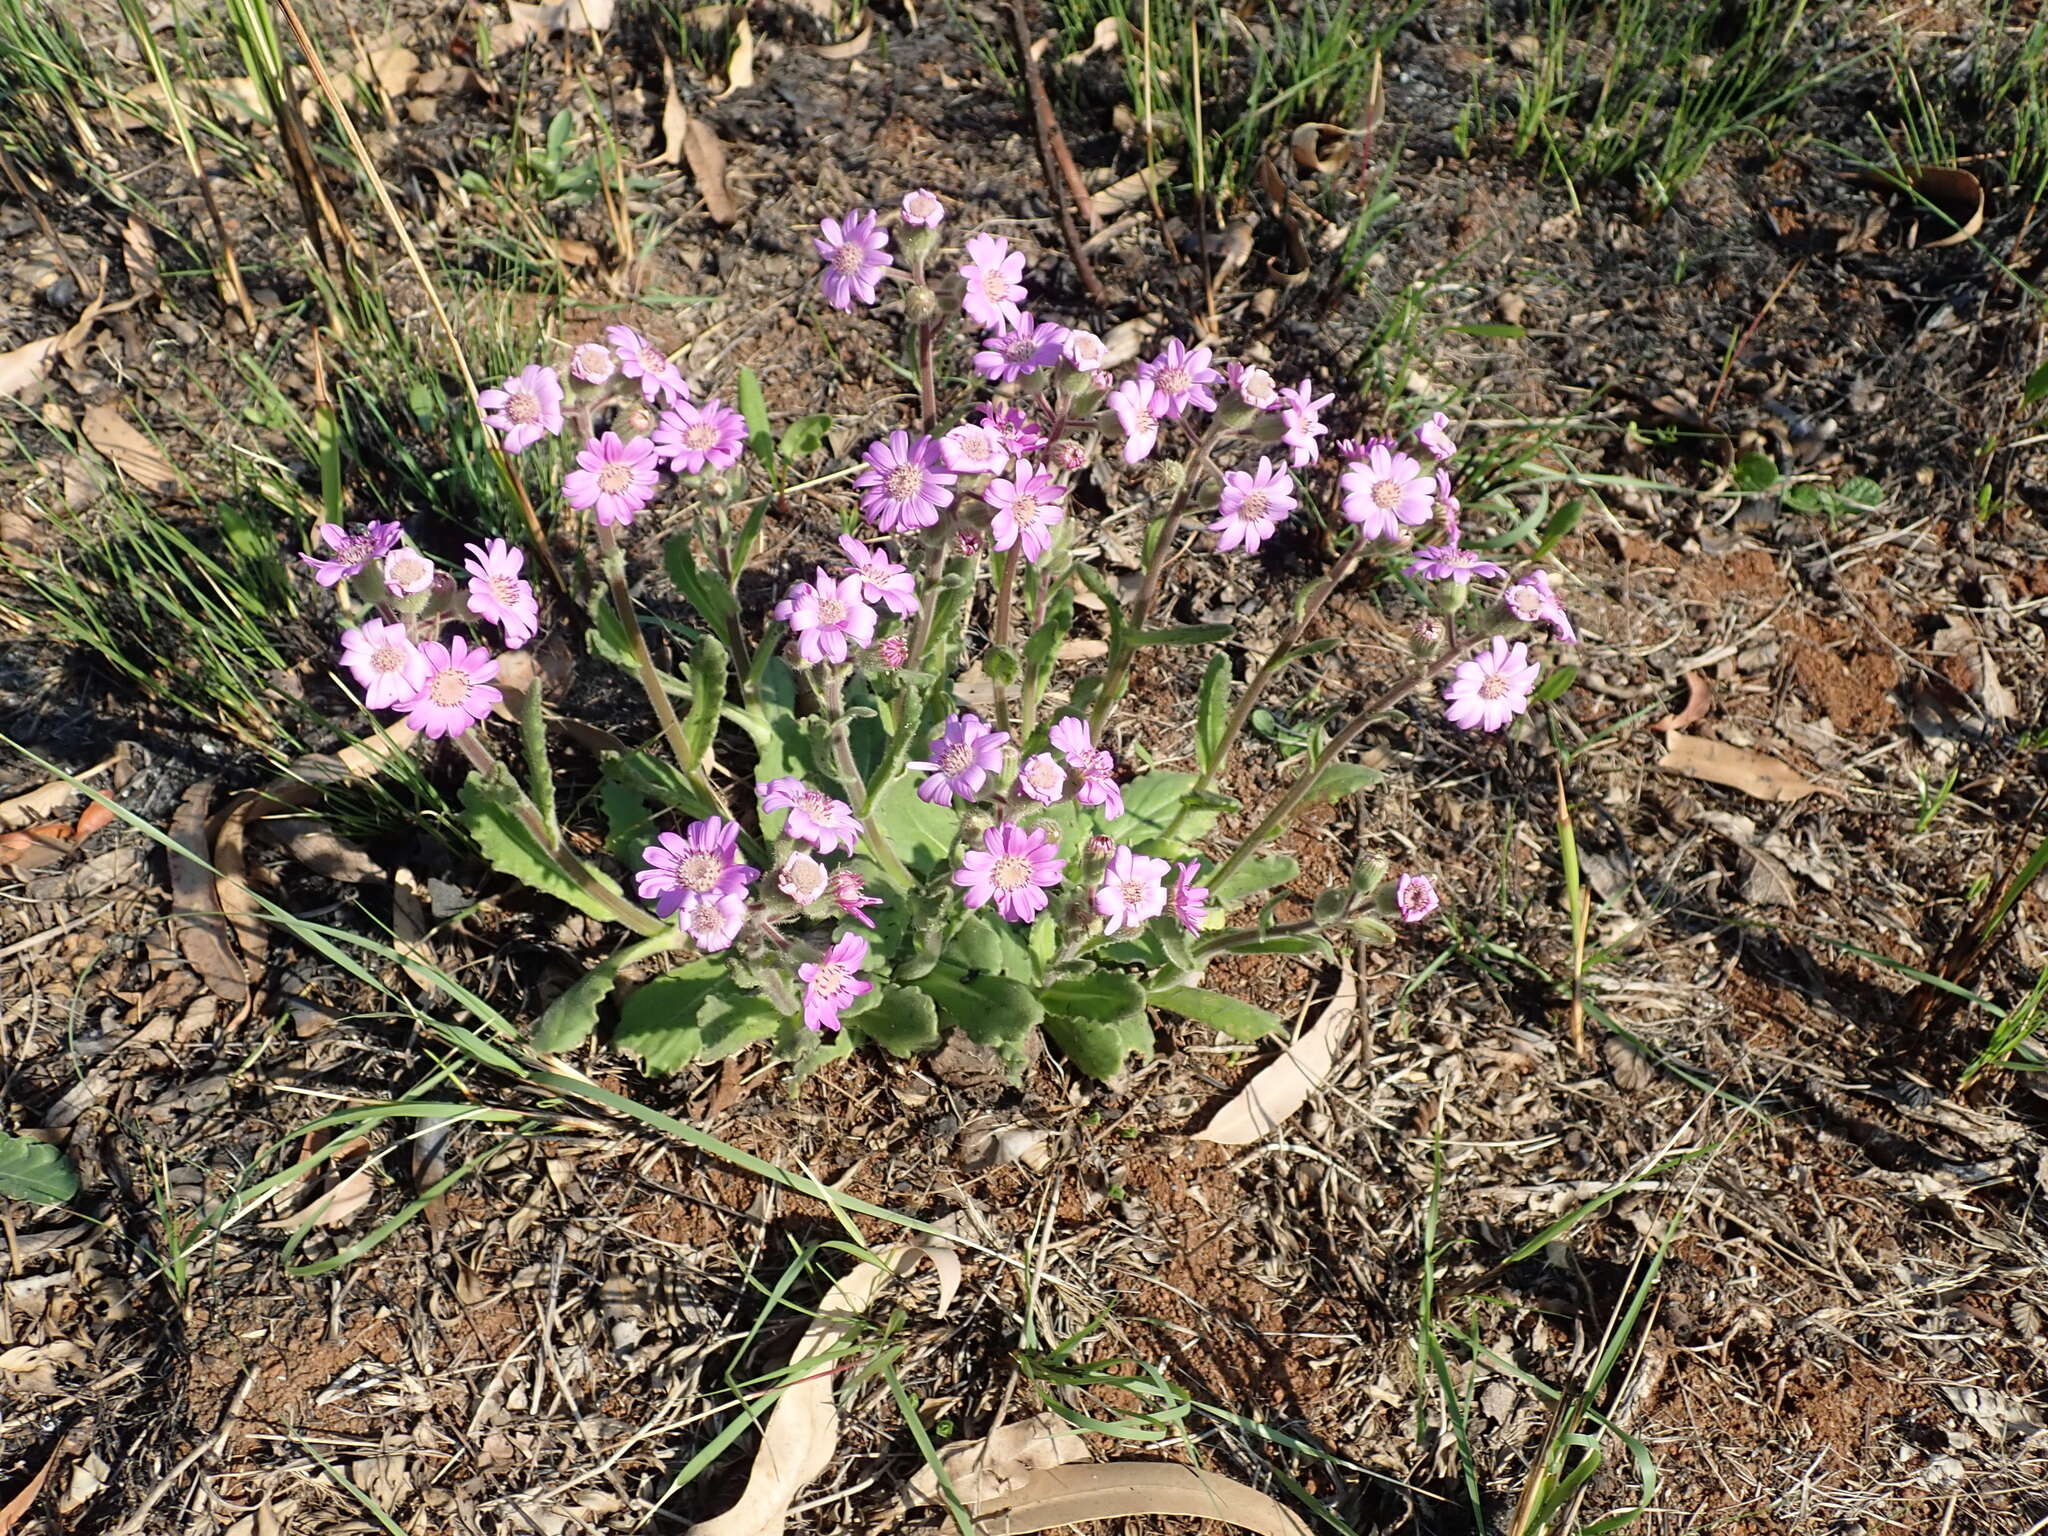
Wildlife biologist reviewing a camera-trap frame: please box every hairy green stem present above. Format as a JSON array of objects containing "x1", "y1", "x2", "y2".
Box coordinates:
[
  {"x1": 820, "y1": 669, "x2": 914, "y2": 890},
  {"x1": 990, "y1": 544, "x2": 1020, "y2": 738}
]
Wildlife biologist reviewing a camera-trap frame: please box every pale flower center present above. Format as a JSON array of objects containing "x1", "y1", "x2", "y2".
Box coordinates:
[
  {"x1": 980, "y1": 268, "x2": 1012, "y2": 302},
  {"x1": 1026, "y1": 759, "x2": 1062, "y2": 790},
  {"x1": 370, "y1": 643, "x2": 408, "y2": 676},
  {"x1": 1008, "y1": 494, "x2": 1041, "y2": 527},
  {"x1": 574, "y1": 344, "x2": 612, "y2": 378},
  {"x1": 687, "y1": 904, "x2": 726, "y2": 936},
  {"x1": 1477, "y1": 674, "x2": 1508, "y2": 701},
  {"x1": 389, "y1": 554, "x2": 428, "y2": 586},
  {"x1": 597, "y1": 459, "x2": 637, "y2": 495},
  {"x1": 1119, "y1": 879, "x2": 1148, "y2": 906},
  {"x1": 811, "y1": 961, "x2": 847, "y2": 994},
  {"x1": 427, "y1": 667, "x2": 470, "y2": 707},
  {"x1": 816, "y1": 596, "x2": 848, "y2": 625},
  {"x1": 679, "y1": 851, "x2": 724, "y2": 891},
  {"x1": 991, "y1": 854, "x2": 1033, "y2": 890},
  {"x1": 506, "y1": 389, "x2": 541, "y2": 424},
  {"x1": 683, "y1": 421, "x2": 719, "y2": 451},
  {"x1": 832, "y1": 242, "x2": 866, "y2": 274},
  {"x1": 1002, "y1": 334, "x2": 1040, "y2": 362},
  {"x1": 958, "y1": 431, "x2": 994, "y2": 461},
  {"x1": 1507, "y1": 588, "x2": 1543, "y2": 621},
  {"x1": 885, "y1": 463, "x2": 925, "y2": 500},
  {"x1": 941, "y1": 742, "x2": 975, "y2": 776},
  {"x1": 1156, "y1": 365, "x2": 1191, "y2": 395},
  {"x1": 800, "y1": 791, "x2": 842, "y2": 824},
  {"x1": 488, "y1": 574, "x2": 520, "y2": 608},
  {"x1": 1237, "y1": 490, "x2": 1270, "y2": 521},
  {"x1": 1372, "y1": 478, "x2": 1403, "y2": 510}
]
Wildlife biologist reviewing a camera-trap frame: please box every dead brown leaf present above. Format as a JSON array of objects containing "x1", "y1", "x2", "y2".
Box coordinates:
[
  {"x1": 1650, "y1": 672, "x2": 1713, "y2": 733},
  {"x1": 260, "y1": 1164, "x2": 375, "y2": 1232},
  {"x1": 121, "y1": 217, "x2": 158, "y2": 298},
  {"x1": 80, "y1": 403, "x2": 179, "y2": 496},
  {"x1": 1194, "y1": 971, "x2": 1356, "y2": 1145},
  {"x1": 0, "y1": 780, "x2": 75, "y2": 831},
  {"x1": 168, "y1": 781, "x2": 250, "y2": 1004},
  {"x1": 1656, "y1": 732, "x2": 1822, "y2": 804},
  {"x1": 682, "y1": 112, "x2": 737, "y2": 225},
  {"x1": 716, "y1": 16, "x2": 755, "y2": 96},
  {"x1": 0, "y1": 293, "x2": 103, "y2": 402},
  {"x1": 812, "y1": 18, "x2": 873, "y2": 58},
  {"x1": 0, "y1": 1427, "x2": 69, "y2": 1533},
  {"x1": 498, "y1": 0, "x2": 615, "y2": 46},
  {"x1": 655, "y1": 54, "x2": 689, "y2": 166},
  {"x1": 1850, "y1": 164, "x2": 1984, "y2": 249},
  {"x1": 904, "y1": 1414, "x2": 1087, "y2": 1513},
  {"x1": 1089, "y1": 162, "x2": 1176, "y2": 219},
  {"x1": 0, "y1": 828, "x2": 70, "y2": 873},
  {"x1": 976, "y1": 1462, "x2": 1314, "y2": 1536}
]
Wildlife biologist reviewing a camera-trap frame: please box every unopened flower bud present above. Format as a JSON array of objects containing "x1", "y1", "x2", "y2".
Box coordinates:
[
  {"x1": 569, "y1": 341, "x2": 616, "y2": 385},
  {"x1": 1086, "y1": 833, "x2": 1116, "y2": 861},
  {"x1": 901, "y1": 188, "x2": 946, "y2": 229},
  {"x1": 620, "y1": 403, "x2": 657, "y2": 438},
  {"x1": 1089, "y1": 369, "x2": 1116, "y2": 396},
  {"x1": 1437, "y1": 579, "x2": 1471, "y2": 617},
  {"x1": 1251, "y1": 409, "x2": 1289, "y2": 444},
  {"x1": 1410, "y1": 615, "x2": 1445, "y2": 656},
  {"x1": 903, "y1": 283, "x2": 940, "y2": 323},
  {"x1": 1050, "y1": 437, "x2": 1089, "y2": 472},
  {"x1": 777, "y1": 851, "x2": 829, "y2": 906},
  {"x1": 1142, "y1": 457, "x2": 1187, "y2": 499},
  {"x1": 955, "y1": 529, "x2": 984, "y2": 557},
  {"x1": 875, "y1": 633, "x2": 910, "y2": 668},
  {"x1": 960, "y1": 810, "x2": 995, "y2": 843}
]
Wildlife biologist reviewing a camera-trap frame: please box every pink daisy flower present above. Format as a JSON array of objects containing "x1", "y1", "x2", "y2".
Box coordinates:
[
  {"x1": 400, "y1": 635, "x2": 501, "y2": 739},
  {"x1": 758, "y1": 776, "x2": 864, "y2": 855},
  {"x1": 979, "y1": 402, "x2": 1047, "y2": 459},
  {"x1": 1406, "y1": 544, "x2": 1507, "y2": 584},
  {"x1": 837, "y1": 535, "x2": 918, "y2": 617},
  {"x1": 1417, "y1": 411, "x2": 1457, "y2": 461},
  {"x1": 653, "y1": 398, "x2": 748, "y2": 476},
  {"x1": 339, "y1": 618, "x2": 429, "y2": 711},
  {"x1": 1016, "y1": 751, "x2": 1067, "y2": 805},
  {"x1": 959, "y1": 231, "x2": 1028, "y2": 329},
  {"x1": 1048, "y1": 716, "x2": 1122, "y2": 819},
  {"x1": 477, "y1": 364, "x2": 564, "y2": 455},
  {"x1": 856, "y1": 431, "x2": 956, "y2": 533},
  {"x1": 379, "y1": 545, "x2": 436, "y2": 599},
  {"x1": 1340, "y1": 444, "x2": 1435, "y2": 540},
  {"x1": 1210, "y1": 456, "x2": 1296, "y2": 555},
  {"x1": 974, "y1": 313, "x2": 1068, "y2": 383},
  {"x1": 799, "y1": 932, "x2": 873, "y2": 1032},
  {"x1": 1435, "y1": 469, "x2": 1462, "y2": 541},
  {"x1": 1277, "y1": 380, "x2": 1334, "y2": 466},
  {"x1": 814, "y1": 208, "x2": 891, "y2": 311},
  {"x1": 828, "y1": 866, "x2": 883, "y2": 929},
  {"x1": 1443, "y1": 636, "x2": 1541, "y2": 733},
  {"x1": 604, "y1": 325, "x2": 685, "y2": 404},
  {"x1": 638, "y1": 818, "x2": 757, "y2": 919},
  {"x1": 901, "y1": 188, "x2": 945, "y2": 228},
  {"x1": 985, "y1": 461, "x2": 1067, "y2": 565},
  {"x1": 1062, "y1": 328, "x2": 1107, "y2": 371},
  {"x1": 463, "y1": 538, "x2": 539, "y2": 649},
  {"x1": 786, "y1": 569, "x2": 876, "y2": 665},
  {"x1": 1108, "y1": 377, "x2": 1167, "y2": 464},
  {"x1": 1226, "y1": 362, "x2": 1279, "y2": 411},
  {"x1": 955, "y1": 822, "x2": 1066, "y2": 923},
  {"x1": 940, "y1": 420, "x2": 1009, "y2": 475},
  {"x1": 777, "y1": 850, "x2": 829, "y2": 906},
  {"x1": 299, "y1": 520, "x2": 402, "y2": 587},
  {"x1": 1093, "y1": 845, "x2": 1170, "y2": 934},
  {"x1": 911, "y1": 712, "x2": 1009, "y2": 806},
  {"x1": 563, "y1": 432, "x2": 661, "y2": 527},
  {"x1": 1507, "y1": 570, "x2": 1577, "y2": 643},
  {"x1": 567, "y1": 342, "x2": 616, "y2": 385},
  {"x1": 1140, "y1": 338, "x2": 1222, "y2": 417},
  {"x1": 679, "y1": 890, "x2": 749, "y2": 952},
  {"x1": 1397, "y1": 873, "x2": 1440, "y2": 923},
  {"x1": 1168, "y1": 860, "x2": 1209, "y2": 934}
]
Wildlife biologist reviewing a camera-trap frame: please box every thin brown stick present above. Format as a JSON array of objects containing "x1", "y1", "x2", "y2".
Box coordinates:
[{"x1": 1007, "y1": 0, "x2": 1108, "y2": 307}]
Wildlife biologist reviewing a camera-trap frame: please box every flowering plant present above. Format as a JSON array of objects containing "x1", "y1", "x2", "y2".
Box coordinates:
[{"x1": 303, "y1": 189, "x2": 1576, "y2": 1080}]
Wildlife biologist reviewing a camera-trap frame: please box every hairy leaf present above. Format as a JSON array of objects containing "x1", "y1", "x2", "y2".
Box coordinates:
[
  {"x1": 850, "y1": 984, "x2": 941, "y2": 1056},
  {"x1": 460, "y1": 770, "x2": 624, "y2": 924},
  {"x1": 1148, "y1": 984, "x2": 1284, "y2": 1042},
  {"x1": 1195, "y1": 653, "x2": 1231, "y2": 774},
  {"x1": 1045, "y1": 1011, "x2": 1154, "y2": 1080}
]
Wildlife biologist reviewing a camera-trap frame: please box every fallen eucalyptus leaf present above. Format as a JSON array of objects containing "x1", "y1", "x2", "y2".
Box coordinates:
[
  {"x1": 1194, "y1": 971, "x2": 1355, "y2": 1145},
  {"x1": 80, "y1": 402, "x2": 179, "y2": 496},
  {"x1": 1656, "y1": 731, "x2": 1821, "y2": 803},
  {"x1": 1089, "y1": 162, "x2": 1175, "y2": 218},
  {"x1": 903, "y1": 1413, "x2": 1087, "y2": 1512},
  {"x1": 716, "y1": 16, "x2": 755, "y2": 97},
  {"x1": 1650, "y1": 672, "x2": 1713, "y2": 733},
  {"x1": 976, "y1": 1461, "x2": 1314, "y2": 1536},
  {"x1": 683, "y1": 112, "x2": 737, "y2": 225},
  {"x1": 812, "y1": 18, "x2": 873, "y2": 58},
  {"x1": 168, "y1": 781, "x2": 249, "y2": 1004}
]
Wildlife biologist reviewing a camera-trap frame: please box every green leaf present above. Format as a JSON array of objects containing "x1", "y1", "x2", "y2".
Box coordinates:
[
  {"x1": 664, "y1": 534, "x2": 739, "y2": 631},
  {"x1": 1136, "y1": 623, "x2": 1234, "y2": 647},
  {"x1": 1044, "y1": 969, "x2": 1147, "y2": 1022},
  {"x1": 865, "y1": 773, "x2": 960, "y2": 878},
  {"x1": 460, "y1": 769, "x2": 625, "y2": 924},
  {"x1": 1303, "y1": 760, "x2": 1384, "y2": 805},
  {"x1": 1208, "y1": 853, "x2": 1298, "y2": 907},
  {"x1": 1530, "y1": 496, "x2": 1583, "y2": 560},
  {"x1": 849, "y1": 985, "x2": 941, "y2": 1056},
  {"x1": 533, "y1": 936, "x2": 675, "y2": 1053},
  {"x1": 683, "y1": 630, "x2": 729, "y2": 767},
  {"x1": 615, "y1": 961, "x2": 779, "y2": 1073},
  {"x1": 544, "y1": 107, "x2": 573, "y2": 165},
  {"x1": 1448, "y1": 321, "x2": 1526, "y2": 338},
  {"x1": 1044, "y1": 1011, "x2": 1154, "y2": 1079},
  {"x1": 0, "y1": 1133, "x2": 77, "y2": 1206},
  {"x1": 1022, "y1": 586, "x2": 1076, "y2": 679},
  {"x1": 1837, "y1": 476, "x2": 1883, "y2": 512},
  {"x1": 778, "y1": 413, "x2": 834, "y2": 460},
  {"x1": 952, "y1": 913, "x2": 1036, "y2": 980},
  {"x1": 910, "y1": 965, "x2": 1042, "y2": 1076},
  {"x1": 1195, "y1": 653, "x2": 1231, "y2": 775},
  {"x1": 588, "y1": 597, "x2": 688, "y2": 695},
  {"x1": 1532, "y1": 664, "x2": 1577, "y2": 703},
  {"x1": 599, "y1": 778, "x2": 657, "y2": 865},
  {"x1": 603, "y1": 750, "x2": 718, "y2": 820},
  {"x1": 1206, "y1": 933, "x2": 1338, "y2": 961},
  {"x1": 1781, "y1": 483, "x2": 1825, "y2": 514},
  {"x1": 2026, "y1": 360, "x2": 2048, "y2": 407},
  {"x1": 1148, "y1": 984, "x2": 1284, "y2": 1042},
  {"x1": 737, "y1": 365, "x2": 773, "y2": 465},
  {"x1": 1732, "y1": 452, "x2": 1778, "y2": 493},
  {"x1": 1107, "y1": 771, "x2": 1218, "y2": 850}
]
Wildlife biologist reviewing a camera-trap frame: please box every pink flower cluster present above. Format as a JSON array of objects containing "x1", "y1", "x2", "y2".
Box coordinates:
[{"x1": 307, "y1": 523, "x2": 539, "y2": 740}]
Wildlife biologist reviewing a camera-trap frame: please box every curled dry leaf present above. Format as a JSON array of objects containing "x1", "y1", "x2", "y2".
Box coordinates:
[
  {"x1": 1088, "y1": 161, "x2": 1176, "y2": 219},
  {"x1": 122, "y1": 216, "x2": 159, "y2": 298},
  {"x1": 811, "y1": 18, "x2": 873, "y2": 58},
  {"x1": 169, "y1": 780, "x2": 250, "y2": 1004},
  {"x1": 1650, "y1": 672, "x2": 1713, "y2": 733},
  {"x1": 716, "y1": 17, "x2": 755, "y2": 97},
  {"x1": 976, "y1": 1462, "x2": 1314, "y2": 1536},
  {"x1": 1851, "y1": 164, "x2": 1984, "y2": 249},
  {"x1": 80, "y1": 403, "x2": 179, "y2": 496},
  {"x1": 904, "y1": 1412, "x2": 1087, "y2": 1513},
  {"x1": 686, "y1": 1243, "x2": 953, "y2": 1536},
  {"x1": 0, "y1": 292, "x2": 104, "y2": 402},
  {"x1": 1194, "y1": 971, "x2": 1356, "y2": 1146},
  {"x1": 0, "y1": 780, "x2": 76, "y2": 831},
  {"x1": 1288, "y1": 121, "x2": 1355, "y2": 175},
  {"x1": 1656, "y1": 731, "x2": 1822, "y2": 804},
  {"x1": 259, "y1": 1163, "x2": 376, "y2": 1233},
  {"x1": 654, "y1": 54, "x2": 689, "y2": 167}
]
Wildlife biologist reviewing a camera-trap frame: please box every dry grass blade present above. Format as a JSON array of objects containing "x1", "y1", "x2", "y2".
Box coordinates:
[
  {"x1": 686, "y1": 1243, "x2": 949, "y2": 1536},
  {"x1": 1655, "y1": 732, "x2": 1821, "y2": 803},
  {"x1": 974, "y1": 1462, "x2": 1314, "y2": 1536},
  {"x1": 1194, "y1": 970, "x2": 1356, "y2": 1145}
]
